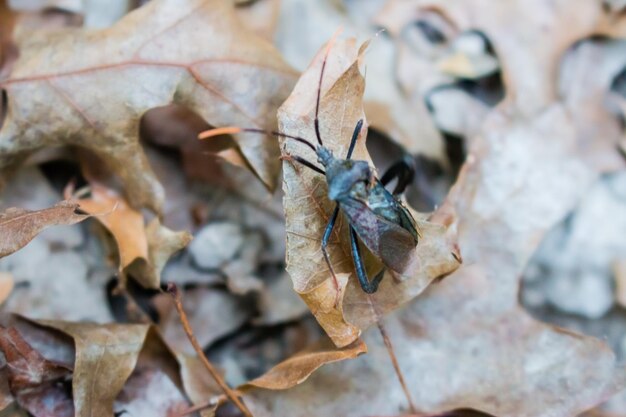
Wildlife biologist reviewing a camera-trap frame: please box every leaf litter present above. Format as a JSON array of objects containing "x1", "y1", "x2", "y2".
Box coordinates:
[{"x1": 1, "y1": 0, "x2": 626, "y2": 415}]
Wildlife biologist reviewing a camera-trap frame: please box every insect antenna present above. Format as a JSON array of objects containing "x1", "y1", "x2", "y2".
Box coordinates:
[
  {"x1": 199, "y1": 126, "x2": 316, "y2": 152},
  {"x1": 314, "y1": 28, "x2": 342, "y2": 147}
]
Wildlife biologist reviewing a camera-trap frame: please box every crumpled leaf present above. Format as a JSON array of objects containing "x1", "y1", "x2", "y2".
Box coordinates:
[
  {"x1": 244, "y1": 104, "x2": 626, "y2": 417},
  {"x1": 73, "y1": 184, "x2": 190, "y2": 288},
  {"x1": 0, "y1": 201, "x2": 89, "y2": 258},
  {"x1": 0, "y1": 272, "x2": 13, "y2": 304},
  {"x1": 0, "y1": 0, "x2": 297, "y2": 212},
  {"x1": 242, "y1": 336, "x2": 366, "y2": 390},
  {"x1": 243, "y1": 1, "x2": 626, "y2": 411},
  {"x1": 127, "y1": 218, "x2": 193, "y2": 288},
  {"x1": 279, "y1": 37, "x2": 461, "y2": 347},
  {"x1": 0, "y1": 326, "x2": 74, "y2": 417},
  {"x1": 33, "y1": 320, "x2": 150, "y2": 417}
]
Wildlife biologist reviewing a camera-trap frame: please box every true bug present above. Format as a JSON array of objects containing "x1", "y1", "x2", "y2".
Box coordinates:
[{"x1": 200, "y1": 39, "x2": 420, "y2": 295}]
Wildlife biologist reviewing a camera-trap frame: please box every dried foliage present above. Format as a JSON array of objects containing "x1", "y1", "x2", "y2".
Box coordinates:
[
  {"x1": 0, "y1": 0, "x2": 625, "y2": 416},
  {"x1": 0, "y1": 201, "x2": 89, "y2": 258},
  {"x1": 0, "y1": 0, "x2": 296, "y2": 212}
]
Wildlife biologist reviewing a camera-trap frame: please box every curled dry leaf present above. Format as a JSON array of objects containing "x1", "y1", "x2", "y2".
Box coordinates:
[
  {"x1": 244, "y1": 107, "x2": 626, "y2": 417},
  {"x1": 243, "y1": 1, "x2": 626, "y2": 408},
  {"x1": 0, "y1": 272, "x2": 13, "y2": 304},
  {"x1": 73, "y1": 184, "x2": 190, "y2": 288},
  {"x1": 242, "y1": 336, "x2": 367, "y2": 390},
  {"x1": 0, "y1": 326, "x2": 74, "y2": 417},
  {"x1": 0, "y1": 201, "x2": 89, "y2": 259},
  {"x1": 0, "y1": 0, "x2": 297, "y2": 212},
  {"x1": 32, "y1": 320, "x2": 151, "y2": 417},
  {"x1": 279, "y1": 38, "x2": 461, "y2": 347}
]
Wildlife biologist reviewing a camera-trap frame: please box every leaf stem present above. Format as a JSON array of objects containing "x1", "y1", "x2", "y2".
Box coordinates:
[
  {"x1": 370, "y1": 297, "x2": 417, "y2": 414},
  {"x1": 166, "y1": 283, "x2": 253, "y2": 417}
]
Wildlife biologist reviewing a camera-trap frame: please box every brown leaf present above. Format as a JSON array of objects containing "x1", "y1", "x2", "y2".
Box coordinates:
[
  {"x1": 0, "y1": 326, "x2": 74, "y2": 417},
  {"x1": 0, "y1": 201, "x2": 89, "y2": 259},
  {"x1": 0, "y1": 272, "x2": 13, "y2": 304},
  {"x1": 33, "y1": 320, "x2": 150, "y2": 417},
  {"x1": 244, "y1": 69, "x2": 626, "y2": 417},
  {"x1": 279, "y1": 38, "x2": 461, "y2": 347},
  {"x1": 127, "y1": 218, "x2": 193, "y2": 289},
  {"x1": 242, "y1": 336, "x2": 366, "y2": 390},
  {"x1": 0, "y1": 0, "x2": 297, "y2": 212},
  {"x1": 73, "y1": 184, "x2": 190, "y2": 288}
]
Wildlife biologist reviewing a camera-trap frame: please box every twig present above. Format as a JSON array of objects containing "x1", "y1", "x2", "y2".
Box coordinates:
[
  {"x1": 176, "y1": 394, "x2": 226, "y2": 417},
  {"x1": 370, "y1": 296, "x2": 417, "y2": 414},
  {"x1": 166, "y1": 283, "x2": 253, "y2": 417}
]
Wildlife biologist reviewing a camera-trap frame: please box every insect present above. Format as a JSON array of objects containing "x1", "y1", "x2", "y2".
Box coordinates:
[{"x1": 199, "y1": 40, "x2": 420, "y2": 295}]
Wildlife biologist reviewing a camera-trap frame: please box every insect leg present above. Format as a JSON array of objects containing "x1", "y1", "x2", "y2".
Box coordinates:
[
  {"x1": 380, "y1": 154, "x2": 415, "y2": 195},
  {"x1": 350, "y1": 226, "x2": 385, "y2": 294},
  {"x1": 314, "y1": 29, "x2": 341, "y2": 146},
  {"x1": 321, "y1": 205, "x2": 341, "y2": 296},
  {"x1": 345, "y1": 119, "x2": 364, "y2": 160},
  {"x1": 282, "y1": 154, "x2": 325, "y2": 175}
]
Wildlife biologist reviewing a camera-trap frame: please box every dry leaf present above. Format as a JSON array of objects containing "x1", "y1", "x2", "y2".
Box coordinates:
[
  {"x1": 127, "y1": 218, "x2": 192, "y2": 289},
  {"x1": 74, "y1": 184, "x2": 189, "y2": 288},
  {"x1": 243, "y1": 3, "x2": 626, "y2": 409},
  {"x1": 33, "y1": 320, "x2": 150, "y2": 417},
  {"x1": 244, "y1": 105, "x2": 626, "y2": 416},
  {"x1": 0, "y1": 272, "x2": 14, "y2": 304},
  {"x1": 0, "y1": 201, "x2": 89, "y2": 259},
  {"x1": 0, "y1": 0, "x2": 297, "y2": 212},
  {"x1": 242, "y1": 336, "x2": 366, "y2": 390},
  {"x1": 279, "y1": 38, "x2": 460, "y2": 347},
  {"x1": 0, "y1": 326, "x2": 74, "y2": 417},
  {"x1": 177, "y1": 353, "x2": 221, "y2": 417}
]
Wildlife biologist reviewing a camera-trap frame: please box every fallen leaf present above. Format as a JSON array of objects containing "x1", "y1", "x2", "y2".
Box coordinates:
[
  {"x1": 0, "y1": 272, "x2": 13, "y2": 304},
  {"x1": 73, "y1": 184, "x2": 190, "y2": 288},
  {"x1": 176, "y1": 353, "x2": 221, "y2": 417},
  {"x1": 114, "y1": 367, "x2": 192, "y2": 417},
  {"x1": 0, "y1": 326, "x2": 74, "y2": 417},
  {"x1": 0, "y1": 0, "x2": 297, "y2": 212},
  {"x1": 127, "y1": 218, "x2": 192, "y2": 289},
  {"x1": 242, "y1": 2, "x2": 626, "y2": 409},
  {"x1": 33, "y1": 320, "x2": 150, "y2": 417},
  {"x1": 279, "y1": 37, "x2": 460, "y2": 347},
  {"x1": 242, "y1": 336, "x2": 366, "y2": 390},
  {"x1": 0, "y1": 201, "x2": 89, "y2": 258},
  {"x1": 244, "y1": 106, "x2": 626, "y2": 414}
]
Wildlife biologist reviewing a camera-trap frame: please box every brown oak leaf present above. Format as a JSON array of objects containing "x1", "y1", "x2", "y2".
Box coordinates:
[
  {"x1": 0, "y1": 326, "x2": 73, "y2": 417},
  {"x1": 0, "y1": 0, "x2": 297, "y2": 212},
  {"x1": 71, "y1": 184, "x2": 191, "y2": 289},
  {"x1": 0, "y1": 201, "x2": 89, "y2": 259}
]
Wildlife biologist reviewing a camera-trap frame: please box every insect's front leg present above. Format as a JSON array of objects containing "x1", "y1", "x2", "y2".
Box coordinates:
[
  {"x1": 281, "y1": 153, "x2": 325, "y2": 175},
  {"x1": 349, "y1": 226, "x2": 385, "y2": 294},
  {"x1": 380, "y1": 155, "x2": 415, "y2": 195},
  {"x1": 321, "y1": 204, "x2": 341, "y2": 301}
]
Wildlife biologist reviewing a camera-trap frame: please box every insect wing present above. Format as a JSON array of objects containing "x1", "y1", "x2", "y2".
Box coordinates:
[{"x1": 340, "y1": 198, "x2": 418, "y2": 273}]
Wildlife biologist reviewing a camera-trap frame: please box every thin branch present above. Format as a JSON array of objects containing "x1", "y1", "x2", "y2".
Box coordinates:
[
  {"x1": 166, "y1": 283, "x2": 253, "y2": 417},
  {"x1": 176, "y1": 394, "x2": 226, "y2": 417},
  {"x1": 370, "y1": 297, "x2": 418, "y2": 414}
]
